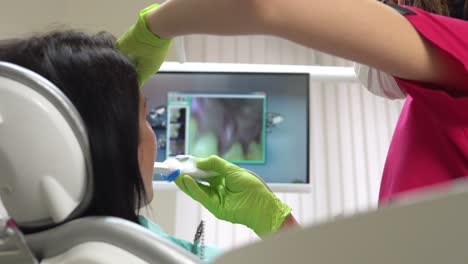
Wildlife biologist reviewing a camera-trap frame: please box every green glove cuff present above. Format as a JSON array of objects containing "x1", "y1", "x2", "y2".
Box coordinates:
[
  {"x1": 252, "y1": 193, "x2": 292, "y2": 237},
  {"x1": 135, "y1": 4, "x2": 171, "y2": 47},
  {"x1": 117, "y1": 4, "x2": 172, "y2": 86},
  {"x1": 269, "y1": 197, "x2": 292, "y2": 235}
]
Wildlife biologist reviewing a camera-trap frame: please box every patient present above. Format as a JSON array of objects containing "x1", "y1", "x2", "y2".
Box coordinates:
[{"x1": 0, "y1": 4, "x2": 297, "y2": 263}]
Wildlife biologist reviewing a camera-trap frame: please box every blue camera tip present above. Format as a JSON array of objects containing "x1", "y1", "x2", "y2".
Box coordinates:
[{"x1": 160, "y1": 169, "x2": 181, "y2": 182}]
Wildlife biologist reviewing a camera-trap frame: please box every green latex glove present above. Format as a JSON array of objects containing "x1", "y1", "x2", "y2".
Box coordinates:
[
  {"x1": 117, "y1": 4, "x2": 172, "y2": 86},
  {"x1": 175, "y1": 156, "x2": 291, "y2": 237}
]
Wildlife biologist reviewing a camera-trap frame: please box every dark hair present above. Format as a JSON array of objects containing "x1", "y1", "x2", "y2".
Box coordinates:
[
  {"x1": 446, "y1": 0, "x2": 468, "y2": 20},
  {"x1": 388, "y1": 0, "x2": 468, "y2": 20},
  {"x1": 403, "y1": 0, "x2": 450, "y2": 16},
  {"x1": 0, "y1": 31, "x2": 146, "y2": 223}
]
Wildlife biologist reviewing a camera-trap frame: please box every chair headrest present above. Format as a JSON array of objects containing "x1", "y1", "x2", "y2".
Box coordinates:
[{"x1": 0, "y1": 62, "x2": 93, "y2": 233}]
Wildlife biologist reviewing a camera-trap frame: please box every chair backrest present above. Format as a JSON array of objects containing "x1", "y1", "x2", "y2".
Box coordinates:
[
  {"x1": 27, "y1": 216, "x2": 201, "y2": 264},
  {"x1": 0, "y1": 61, "x2": 93, "y2": 233}
]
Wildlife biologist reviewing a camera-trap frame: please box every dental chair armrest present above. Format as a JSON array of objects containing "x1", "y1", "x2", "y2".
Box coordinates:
[{"x1": 25, "y1": 216, "x2": 201, "y2": 264}]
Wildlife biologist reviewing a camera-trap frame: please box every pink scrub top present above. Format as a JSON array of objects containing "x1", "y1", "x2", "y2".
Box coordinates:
[{"x1": 379, "y1": 6, "x2": 468, "y2": 203}]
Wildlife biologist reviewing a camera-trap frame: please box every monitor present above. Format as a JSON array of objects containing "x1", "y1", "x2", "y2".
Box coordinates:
[{"x1": 142, "y1": 63, "x2": 316, "y2": 192}]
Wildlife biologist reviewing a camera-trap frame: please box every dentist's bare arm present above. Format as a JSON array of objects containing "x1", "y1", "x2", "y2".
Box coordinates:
[
  {"x1": 145, "y1": 0, "x2": 467, "y2": 90},
  {"x1": 279, "y1": 213, "x2": 300, "y2": 231}
]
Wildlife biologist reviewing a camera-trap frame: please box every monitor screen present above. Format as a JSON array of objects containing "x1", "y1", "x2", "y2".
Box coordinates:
[
  {"x1": 167, "y1": 92, "x2": 266, "y2": 163},
  {"x1": 142, "y1": 72, "x2": 309, "y2": 184}
]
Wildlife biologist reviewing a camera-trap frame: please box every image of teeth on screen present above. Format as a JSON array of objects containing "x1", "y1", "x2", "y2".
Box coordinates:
[
  {"x1": 168, "y1": 94, "x2": 265, "y2": 163},
  {"x1": 143, "y1": 72, "x2": 309, "y2": 184}
]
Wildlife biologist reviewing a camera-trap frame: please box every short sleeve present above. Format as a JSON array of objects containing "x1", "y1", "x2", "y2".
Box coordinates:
[
  {"x1": 394, "y1": 6, "x2": 468, "y2": 97},
  {"x1": 353, "y1": 63, "x2": 406, "y2": 99}
]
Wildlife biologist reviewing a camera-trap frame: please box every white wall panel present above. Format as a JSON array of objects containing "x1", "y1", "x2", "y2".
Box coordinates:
[
  {"x1": 337, "y1": 84, "x2": 357, "y2": 216},
  {"x1": 309, "y1": 82, "x2": 329, "y2": 223},
  {"x1": 183, "y1": 35, "x2": 354, "y2": 66},
  {"x1": 324, "y1": 83, "x2": 343, "y2": 217}
]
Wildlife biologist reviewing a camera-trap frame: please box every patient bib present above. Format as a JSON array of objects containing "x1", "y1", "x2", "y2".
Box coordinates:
[{"x1": 138, "y1": 216, "x2": 223, "y2": 263}]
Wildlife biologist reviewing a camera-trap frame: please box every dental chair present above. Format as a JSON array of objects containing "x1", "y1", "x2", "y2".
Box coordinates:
[
  {"x1": 2, "y1": 60, "x2": 468, "y2": 264},
  {"x1": 219, "y1": 181, "x2": 468, "y2": 264},
  {"x1": 0, "y1": 61, "x2": 201, "y2": 264}
]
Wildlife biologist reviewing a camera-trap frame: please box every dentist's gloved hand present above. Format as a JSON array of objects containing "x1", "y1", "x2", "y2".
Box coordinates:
[{"x1": 174, "y1": 155, "x2": 291, "y2": 237}]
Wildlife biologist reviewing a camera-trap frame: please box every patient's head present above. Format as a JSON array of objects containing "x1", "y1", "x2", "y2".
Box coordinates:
[{"x1": 0, "y1": 31, "x2": 156, "y2": 223}]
